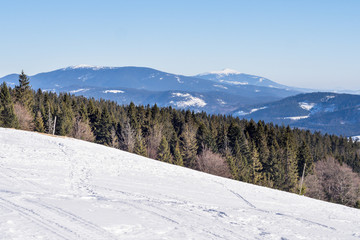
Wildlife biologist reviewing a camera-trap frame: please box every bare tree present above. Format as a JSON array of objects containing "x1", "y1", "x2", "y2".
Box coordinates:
[
  {"x1": 120, "y1": 120, "x2": 136, "y2": 153},
  {"x1": 47, "y1": 106, "x2": 54, "y2": 134},
  {"x1": 110, "y1": 127, "x2": 119, "y2": 148},
  {"x1": 305, "y1": 157, "x2": 360, "y2": 207},
  {"x1": 197, "y1": 146, "x2": 232, "y2": 178},
  {"x1": 146, "y1": 124, "x2": 162, "y2": 159},
  {"x1": 13, "y1": 102, "x2": 34, "y2": 130},
  {"x1": 71, "y1": 117, "x2": 95, "y2": 142}
]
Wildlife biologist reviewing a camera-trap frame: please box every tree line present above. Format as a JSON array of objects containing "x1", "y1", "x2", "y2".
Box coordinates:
[{"x1": 1, "y1": 72, "x2": 359, "y2": 208}]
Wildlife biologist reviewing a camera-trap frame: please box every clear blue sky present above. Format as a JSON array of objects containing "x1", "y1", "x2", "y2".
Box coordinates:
[{"x1": 1, "y1": 0, "x2": 359, "y2": 89}]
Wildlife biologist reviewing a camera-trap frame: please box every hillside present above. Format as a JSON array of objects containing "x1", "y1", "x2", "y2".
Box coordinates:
[
  {"x1": 0, "y1": 128, "x2": 359, "y2": 239},
  {"x1": 234, "y1": 92, "x2": 360, "y2": 136}
]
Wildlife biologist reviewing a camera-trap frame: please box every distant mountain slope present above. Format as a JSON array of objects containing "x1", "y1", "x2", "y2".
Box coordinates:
[
  {"x1": 1, "y1": 127, "x2": 359, "y2": 239},
  {"x1": 234, "y1": 92, "x2": 360, "y2": 136},
  {"x1": 195, "y1": 68, "x2": 312, "y2": 92},
  {"x1": 0, "y1": 65, "x2": 299, "y2": 114}
]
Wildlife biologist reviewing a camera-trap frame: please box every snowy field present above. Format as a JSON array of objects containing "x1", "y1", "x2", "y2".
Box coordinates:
[{"x1": 0, "y1": 128, "x2": 359, "y2": 240}]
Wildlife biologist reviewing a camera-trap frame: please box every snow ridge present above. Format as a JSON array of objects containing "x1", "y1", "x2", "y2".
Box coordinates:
[{"x1": 199, "y1": 68, "x2": 241, "y2": 76}]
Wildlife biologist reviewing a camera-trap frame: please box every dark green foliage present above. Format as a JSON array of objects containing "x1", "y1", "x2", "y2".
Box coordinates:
[
  {"x1": 15, "y1": 71, "x2": 33, "y2": 109},
  {"x1": 296, "y1": 142, "x2": 313, "y2": 177},
  {"x1": 134, "y1": 131, "x2": 147, "y2": 157},
  {"x1": 0, "y1": 82, "x2": 18, "y2": 128},
  {"x1": 157, "y1": 136, "x2": 173, "y2": 163},
  {"x1": 173, "y1": 141, "x2": 184, "y2": 166},
  {"x1": 250, "y1": 143, "x2": 263, "y2": 184},
  {"x1": 180, "y1": 123, "x2": 198, "y2": 168},
  {"x1": 34, "y1": 111, "x2": 45, "y2": 132},
  {"x1": 95, "y1": 107, "x2": 112, "y2": 145}
]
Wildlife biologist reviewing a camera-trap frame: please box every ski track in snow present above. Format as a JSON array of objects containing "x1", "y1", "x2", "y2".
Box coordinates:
[{"x1": 1, "y1": 128, "x2": 360, "y2": 239}]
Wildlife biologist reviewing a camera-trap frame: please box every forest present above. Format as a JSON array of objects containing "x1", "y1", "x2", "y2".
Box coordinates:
[{"x1": 1, "y1": 72, "x2": 360, "y2": 208}]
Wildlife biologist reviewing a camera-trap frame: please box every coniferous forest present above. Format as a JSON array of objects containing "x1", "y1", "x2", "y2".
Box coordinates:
[{"x1": 1, "y1": 72, "x2": 360, "y2": 208}]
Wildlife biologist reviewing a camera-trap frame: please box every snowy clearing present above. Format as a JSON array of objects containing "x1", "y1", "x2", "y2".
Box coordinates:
[
  {"x1": 171, "y1": 93, "x2": 206, "y2": 108},
  {"x1": 69, "y1": 89, "x2": 90, "y2": 94},
  {"x1": 282, "y1": 115, "x2": 310, "y2": 120},
  {"x1": 0, "y1": 128, "x2": 359, "y2": 239},
  {"x1": 299, "y1": 102, "x2": 315, "y2": 111},
  {"x1": 103, "y1": 90, "x2": 125, "y2": 94}
]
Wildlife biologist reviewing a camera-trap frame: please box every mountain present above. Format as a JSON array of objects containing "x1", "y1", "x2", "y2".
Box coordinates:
[
  {"x1": 233, "y1": 92, "x2": 360, "y2": 136},
  {"x1": 1, "y1": 127, "x2": 359, "y2": 239},
  {"x1": 0, "y1": 65, "x2": 299, "y2": 114},
  {"x1": 195, "y1": 68, "x2": 312, "y2": 92}
]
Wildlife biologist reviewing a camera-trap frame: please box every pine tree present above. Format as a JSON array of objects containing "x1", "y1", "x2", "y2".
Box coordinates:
[
  {"x1": 296, "y1": 142, "x2": 313, "y2": 177},
  {"x1": 157, "y1": 136, "x2": 173, "y2": 163},
  {"x1": 0, "y1": 82, "x2": 18, "y2": 128},
  {"x1": 15, "y1": 70, "x2": 33, "y2": 110},
  {"x1": 134, "y1": 131, "x2": 147, "y2": 157},
  {"x1": 34, "y1": 111, "x2": 45, "y2": 132},
  {"x1": 58, "y1": 101, "x2": 74, "y2": 136},
  {"x1": 180, "y1": 123, "x2": 198, "y2": 168},
  {"x1": 250, "y1": 143, "x2": 263, "y2": 184},
  {"x1": 173, "y1": 141, "x2": 184, "y2": 166},
  {"x1": 95, "y1": 107, "x2": 112, "y2": 145},
  {"x1": 283, "y1": 141, "x2": 299, "y2": 192}
]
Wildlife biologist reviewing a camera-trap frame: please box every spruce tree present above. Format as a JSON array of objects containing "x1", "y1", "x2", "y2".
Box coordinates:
[
  {"x1": 250, "y1": 143, "x2": 263, "y2": 184},
  {"x1": 173, "y1": 141, "x2": 184, "y2": 166},
  {"x1": 15, "y1": 70, "x2": 33, "y2": 109},
  {"x1": 157, "y1": 136, "x2": 173, "y2": 163},
  {"x1": 180, "y1": 123, "x2": 198, "y2": 168},
  {"x1": 34, "y1": 111, "x2": 45, "y2": 132},
  {"x1": 58, "y1": 102, "x2": 74, "y2": 136},
  {"x1": 95, "y1": 107, "x2": 112, "y2": 145},
  {"x1": 283, "y1": 141, "x2": 299, "y2": 192},
  {"x1": 0, "y1": 82, "x2": 18, "y2": 128},
  {"x1": 134, "y1": 131, "x2": 147, "y2": 157},
  {"x1": 296, "y1": 142, "x2": 313, "y2": 177}
]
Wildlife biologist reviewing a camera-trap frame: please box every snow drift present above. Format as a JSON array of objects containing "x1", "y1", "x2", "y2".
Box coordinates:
[{"x1": 0, "y1": 128, "x2": 359, "y2": 239}]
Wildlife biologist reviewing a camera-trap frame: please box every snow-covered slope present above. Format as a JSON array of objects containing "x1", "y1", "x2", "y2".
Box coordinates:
[{"x1": 0, "y1": 128, "x2": 359, "y2": 239}]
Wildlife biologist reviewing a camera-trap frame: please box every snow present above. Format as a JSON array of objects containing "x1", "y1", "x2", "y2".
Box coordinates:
[
  {"x1": 237, "y1": 107, "x2": 267, "y2": 116},
  {"x1": 103, "y1": 90, "x2": 125, "y2": 94},
  {"x1": 219, "y1": 80, "x2": 248, "y2": 85},
  {"x1": 171, "y1": 93, "x2": 206, "y2": 108},
  {"x1": 250, "y1": 106, "x2": 267, "y2": 113},
  {"x1": 282, "y1": 115, "x2": 310, "y2": 120},
  {"x1": 322, "y1": 95, "x2": 336, "y2": 102},
  {"x1": 42, "y1": 89, "x2": 56, "y2": 93},
  {"x1": 217, "y1": 99, "x2": 226, "y2": 105},
  {"x1": 1, "y1": 128, "x2": 360, "y2": 240},
  {"x1": 174, "y1": 76, "x2": 184, "y2": 84},
  {"x1": 69, "y1": 88, "x2": 90, "y2": 94},
  {"x1": 299, "y1": 102, "x2": 315, "y2": 111},
  {"x1": 352, "y1": 135, "x2": 360, "y2": 141},
  {"x1": 213, "y1": 84, "x2": 228, "y2": 89},
  {"x1": 200, "y1": 68, "x2": 241, "y2": 76},
  {"x1": 65, "y1": 65, "x2": 113, "y2": 71}
]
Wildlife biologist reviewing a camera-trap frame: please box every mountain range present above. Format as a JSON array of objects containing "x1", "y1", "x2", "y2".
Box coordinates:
[
  {"x1": 234, "y1": 92, "x2": 360, "y2": 136},
  {"x1": 0, "y1": 65, "x2": 299, "y2": 114},
  {"x1": 1, "y1": 65, "x2": 359, "y2": 136}
]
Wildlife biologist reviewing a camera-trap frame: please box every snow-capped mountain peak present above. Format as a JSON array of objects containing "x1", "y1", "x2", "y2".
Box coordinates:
[
  {"x1": 200, "y1": 68, "x2": 241, "y2": 76},
  {"x1": 64, "y1": 64, "x2": 113, "y2": 70}
]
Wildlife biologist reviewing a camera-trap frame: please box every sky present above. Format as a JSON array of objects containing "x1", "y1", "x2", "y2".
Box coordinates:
[{"x1": 0, "y1": 0, "x2": 359, "y2": 90}]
